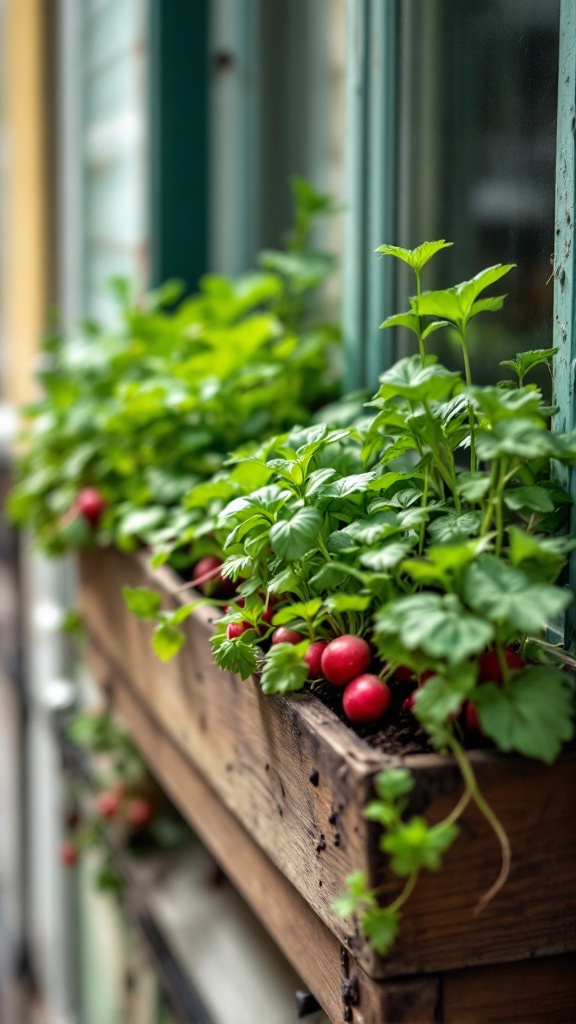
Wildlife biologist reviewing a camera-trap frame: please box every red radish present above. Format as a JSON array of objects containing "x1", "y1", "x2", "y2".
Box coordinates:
[
  {"x1": 477, "y1": 648, "x2": 524, "y2": 685},
  {"x1": 304, "y1": 640, "x2": 328, "y2": 680},
  {"x1": 271, "y1": 627, "x2": 303, "y2": 645},
  {"x1": 320, "y1": 635, "x2": 371, "y2": 687},
  {"x1": 59, "y1": 840, "x2": 78, "y2": 867},
  {"x1": 419, "y1": 670, "x2": 436, "y2": 686},
  {"x1": 464, "y1": 700, "x2": 481, "y2": 732},
  {"x1": 192, "y1": 556, "x2": 235, "y2": 598},
  {"x1": 76, "y1": 487, "x2": 106, "y2": 524},
  {"x1": 395, "y1": 665, "x2": 414, "y2": 684},
  {"x1": 343, "y1": 675, "x2": 391, "y2": 724},
  {"x1": 401, "y1": 693, "x2": 416, "y2": 713},
  {"x1": 126, "y1": 798, "x2": 153, "y2": 829},
  {"x1": 261, "y1": 606, "x2": 275, "y2": 624},
  {"x1": 95, "y1": 789, "x2": 122, "y2": 819},
  {"x1": 226, "y1": 620, "x2": 251, "y2": 640}
]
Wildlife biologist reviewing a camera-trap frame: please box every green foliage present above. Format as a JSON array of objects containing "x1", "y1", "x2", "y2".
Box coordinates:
[
  {"x1": 381, "y1": 818, "x2": 459, "y2": 875},
  {"x1": 211, "y1": 629, "x2": 260, "y2": 679},
  {"x1": 17, "y1": 220, "x2": 575, "y2": 961},
  {"x1": 474, "y1": 667, "x2": 574, "y2": 763},
  {"x1": 416, "y1": 263, "x2": 516, "y2": 331},
  {"x1": 260, "y1": 641, "x2": 309, "y2": 694},
  {"x1": 500, "y1": 348, "x2": 557, "y2": 387},
  {"x1": 270, "y1": 507, "x2": 323, "y2": 560},
  {"x1": 375, "y1": 594, "x2": 494, "y2": 665},
  {"x1": 375, "y1": 239, "x2": 453, "y2": 274},
  {"x1": 463, "y1": 558, "x2": 572, "y2": 634},
  {"x1": 122, "y1": 587, "x2": 162, "y2": 620},
  {"x1": 151, "y1": 622, "x2": 186, "y2": 661},
  {"x1": 334, "y1": 765, "x2": 459, "y2": 955},
  {"x1": 9, "y1": 180, "x2": 340, "y2": 554}
]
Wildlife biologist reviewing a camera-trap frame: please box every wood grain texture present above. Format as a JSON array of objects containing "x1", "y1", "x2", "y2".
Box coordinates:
[
  {"x1": 87, "y1": 639, "x2": 439, "y2": 1024},
  {"x1": 442, "y1": 953, "x2": 576, "y2": 1024},
  {"x1": 77, "y1": 548, "x2": 576, "y2": 980}
]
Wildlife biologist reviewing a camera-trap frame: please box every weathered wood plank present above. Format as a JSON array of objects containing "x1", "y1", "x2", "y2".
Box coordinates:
[
  {"x1": 87, "y1": 638, "x2": 439, "y2": 1024},
  {"x1": 442, "y1": 953, "x2": 576, "y2": 1024},
  {"x1": 77, "y1": 548, "x2": 576, "y2": 980},
  {"x1": 78, "y1": 547, "x2": 390, "y2": 977},
  {"x1": 553, "y1": 0, "x2": 576, "y2": 646}
]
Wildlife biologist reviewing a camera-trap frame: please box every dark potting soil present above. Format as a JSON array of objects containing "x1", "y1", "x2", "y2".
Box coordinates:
[
  {"x1": 310, "y1": 677, "x2": 493, "y2": 757},
  {"x1": 311, "y1": 679, "x2": 436, "y2": 756}
]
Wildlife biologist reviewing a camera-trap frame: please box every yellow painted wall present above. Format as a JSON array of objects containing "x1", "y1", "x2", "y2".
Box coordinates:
[{"x1": 2, "y1": 0, "x2": 52, "y2": 407}]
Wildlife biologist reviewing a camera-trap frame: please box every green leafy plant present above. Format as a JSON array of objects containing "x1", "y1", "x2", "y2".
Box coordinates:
[
  {"x1": 131, "y1": 240, "x2": 576, "y2": 953},
  {"x1": 9, "y1": 179, "x2": 340, "y2": 555},
  {"x1": 333, "y1": 768, "x2": 462, "y2": 953}
]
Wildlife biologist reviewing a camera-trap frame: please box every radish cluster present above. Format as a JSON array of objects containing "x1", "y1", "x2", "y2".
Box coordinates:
[
  {"x1": 319, "y1": 635, "x2": 391, "y2": 724},
  {"x1": 220, "y1": 580, "x2": 526, "y2": 736},
  {"x1": 258, "y1": 625, "x2": 391, "y2": 725},
  {"x1": 395, "y1": 647, "x2": 526, "y2": 736}
]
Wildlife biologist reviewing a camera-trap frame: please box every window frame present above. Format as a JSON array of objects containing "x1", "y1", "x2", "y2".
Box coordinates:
[
  {"x1": 553, "y1": 0, "x2": 576, "y2": 646},
  {"x1": 148, "y1": 0, "x2": 209, "y2": 290}
]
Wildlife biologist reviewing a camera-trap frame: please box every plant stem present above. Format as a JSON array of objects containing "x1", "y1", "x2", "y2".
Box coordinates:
[
  {"x1": 422, "y1": 401, "x2": 461, "y2": 508},
  {"x1": 446, "y1": 734, "x2": 511, "y2": 915},
  {"x1": 494, "y1": 459, "x2": 508, "y2": 557},
  {"x1": 480, "y1": 461, "x2": 499, "y2": 535},
  {"x1": 388, "y1": 870, "x2": 419, "y2": 914},
  {"x1": 415, "y1": 271, "x2": 426, "y2": 361},
  {"x1": 418, "y1": 469, "x2": 430, "y2": 555},
  {"x1": 459, "y1": 324, "x2": 477, "y2": 473},
  {"x1": 317, "y1": 535, "x2": 332, "y2": 562},
  {"x1": 442, "y1": 784, "x2": 473, "y2": 827}
]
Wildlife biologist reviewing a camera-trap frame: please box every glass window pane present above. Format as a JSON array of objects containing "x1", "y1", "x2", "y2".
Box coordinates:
[
  {"x1": 209, "y1": 0, "x2": 346, "y2": 278},
  {"x1": 395, "y1": 0, "x2": 560, "y2": 392}
]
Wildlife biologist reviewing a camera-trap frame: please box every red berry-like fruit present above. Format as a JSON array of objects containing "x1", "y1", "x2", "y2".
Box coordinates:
[
  {"x1": 59, "y1": 840, "x2": 78, "y2": 867},
  {"x1": 226, "y1": 620, "x2": 251, "y2": 640},
  {"x1": 477, "y1": 649, "x2": 524, "y2": 685},
  {"x1": 77, "y1": 487, "x2": 106, "y2": 524},
  {"x1": 464, "y1": 700, "x2": 481, "y2": 732},
  {"x1": 320, "y1": 635, "x2": 371, "y2": 688},
  {"x1": 304, "y1": 640, "x2": 328, "y2": 680},
  {"x1": 342, "y1": 675, "x2": 391, "y2": 724},
  {"x1": 419, "y1": 670, "x2": 436, "y2": 687},
  {"x1": 271, "y1": 627, "x2": 303, "y2": 645},
  {"x1": 95, "y1": 789, "x2": 122, "y2": 819},
  {"x1": 395, "y1": 665, "x2": 414, "y2": 684},
  {"x1": 192, "y1": 556, "x2": 236, "y2": 598},
  {"x1": 126, "y1": 798, "x2": 153, "y2": 829},
  {"x1": 192, "y1": 555, "x2": 224, "y2": 596}
]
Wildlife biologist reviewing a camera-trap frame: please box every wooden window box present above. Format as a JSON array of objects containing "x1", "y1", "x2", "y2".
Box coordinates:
[{"x1": 78, "y1": 547, "x2": 576, "y2": 1023}]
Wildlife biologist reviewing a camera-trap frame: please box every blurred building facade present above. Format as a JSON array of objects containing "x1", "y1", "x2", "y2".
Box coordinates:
[{"x1": 0, "y1": 2, "x2": 572, "y2": 1022}]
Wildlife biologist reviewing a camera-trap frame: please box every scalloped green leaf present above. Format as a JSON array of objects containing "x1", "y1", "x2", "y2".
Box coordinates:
[
  {"x1": 270, "y1": 507, "x2": 323, "y2": 561},
  {"x1": 376, "y1": 240, "x2": 453, "y2": 273},
  {"x1": 475, "y1": 668, "x2": 574, "y2": 763}
]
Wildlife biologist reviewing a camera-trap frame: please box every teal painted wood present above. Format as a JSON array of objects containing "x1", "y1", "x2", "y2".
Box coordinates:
[
  {"x1": 553, "y1": 0, "x2": 576, "y2": 645},
  {"x1": 553, "y1": 0, "x2": 576, "y2": 647},
  {"x1": 209, "y1": 0, "x2": 260, "y2": 276},
  {"x1": 342, "y1": 0, "x2": 397, "y2": 391},
  {"x1": 366, "y1": 0, "x2": 397, "y2": 388},
  {"x1": 342, "y1": 0, "x2": 369, "y2": 390},
  {"x1": 148, "y1": 0, "x2": 209, "y2": 290}
]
